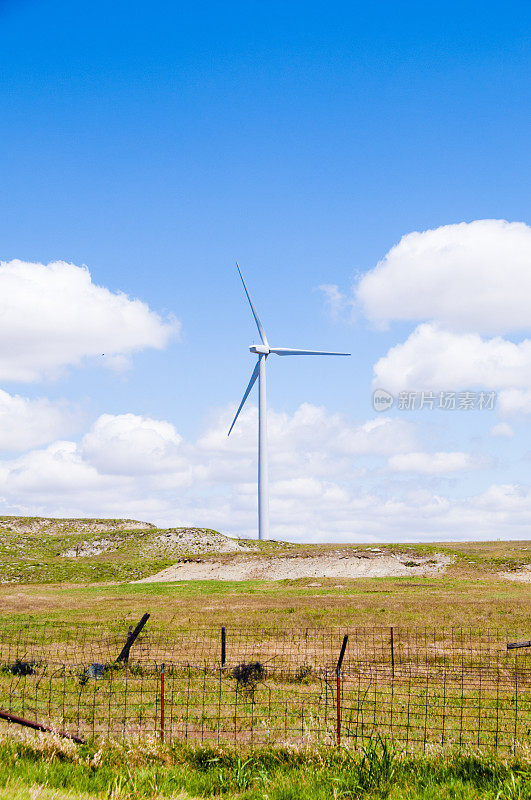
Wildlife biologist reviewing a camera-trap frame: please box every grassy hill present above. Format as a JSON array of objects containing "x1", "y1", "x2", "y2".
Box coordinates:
[
  {"x1": 0, "y1": 516, "x2": 263, "y2": 583},
  {"x1": 0, "y1": 517, "x2": 527, "y2": 630},
  {"x1": 0, "y1": 516, "x2": 528, "y2": 585}
]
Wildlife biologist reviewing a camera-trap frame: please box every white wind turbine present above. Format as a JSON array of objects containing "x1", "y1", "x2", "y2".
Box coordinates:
[{"x1": 228, "y1": 264, "x2": 350, "y2": 541}]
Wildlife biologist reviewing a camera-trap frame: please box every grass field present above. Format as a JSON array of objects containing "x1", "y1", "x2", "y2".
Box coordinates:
[
  {"x1": 0, "y1": 515, "x2": 529, "y2": 587},
  {"x1": 0, "y1": 518, "x2": 528, "y2": 797},
  {"x1": 0, "y1": 574, "x2": 528, "y2": 631},
  {"x1": 0, "y1": 731, "x2": 529, "y2": 800},
  {"x1": 0, "y1": 517, "x2": 528, "y2": 630}
]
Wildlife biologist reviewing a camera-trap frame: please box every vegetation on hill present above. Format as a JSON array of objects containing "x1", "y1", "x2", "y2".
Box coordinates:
[
  {"x1": 0, "y1": 516, "x2": 527, "y2": 632},
  {"x1": 0, "y1": 516, "x2": 258, "y2": 584},
  {"x1": 0, "y1": 516, "x2": 528, "y2": 585}
]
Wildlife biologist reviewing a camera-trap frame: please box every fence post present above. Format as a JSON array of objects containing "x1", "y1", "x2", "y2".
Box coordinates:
[
  {"x1": 336, "y1": 635, "x2": 348, "y2": 747},
  {"x1": 221, "y1": 626, "x2": 226, "y2": 668},
  {"x1": 0, "y1": 708, "x2": 85, "y2": 744},
  {"x1": 160, "y1": 663, "x2": 165, "y2": 742},
  {"x1": 116, "y1": 613, "x2": 150, "y2": 663},
  {"x1": 390, "y1": 627, "x2": 395, "y2": 679}
]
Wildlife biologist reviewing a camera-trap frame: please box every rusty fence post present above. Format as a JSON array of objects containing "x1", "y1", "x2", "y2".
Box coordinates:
[
  {"x1": 390, "y1": 627, "x2": 395, "y2": 679},
  {"x1": 336, "y1": 635, "x2": 348, "y2": 746},
  {"x1": 0, "y1": 708, "x2": 85, "y2": 744},
  {"x1": 160, "y1": 663, "x2": 165, "y2": 742}
]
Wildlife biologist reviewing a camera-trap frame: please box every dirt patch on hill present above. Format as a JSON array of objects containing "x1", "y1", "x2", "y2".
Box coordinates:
[
  {"x1": 153, "y1": 529, "x2": 259, "y2": 555},
  {"x1": 0, "y1": 517, "x2": 155, "y2": 536},
  {"x1": 135, "y1": 552, "x2": 454, "y2": 582},
  {"x1": 61, "y1": 528, "x2": 258, "y2": 558},
  {"x1": 498, "y1": 566, "x2": 531, "y2": 583}
]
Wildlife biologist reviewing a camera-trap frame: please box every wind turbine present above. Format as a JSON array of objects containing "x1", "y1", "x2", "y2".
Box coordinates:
[{"x1": 228, "y1": 264, "x2": 350, "y2": 541}]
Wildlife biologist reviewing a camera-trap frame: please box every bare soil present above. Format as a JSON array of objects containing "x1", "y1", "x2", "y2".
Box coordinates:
[
  {"x1": 135, "y1": 551, "x2": 454, "y2": 582},
  {"x1": 499, "y1": 566, "x2": 531, "y2": 582},
  {"x1": 0, "y1": 516, "x2": 155, "y2": 536}
]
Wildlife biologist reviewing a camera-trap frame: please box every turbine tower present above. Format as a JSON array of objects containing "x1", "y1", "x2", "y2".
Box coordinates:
[{"x1": 228, "y1": 264, "x2": 350, "y2": 541}]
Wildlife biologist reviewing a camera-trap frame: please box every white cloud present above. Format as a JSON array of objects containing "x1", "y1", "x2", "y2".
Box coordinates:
[
  {"x1": 373, "y1": 323, "x2": 531, "y2": 393},
  {"x1": 0, "y1": 260, "x2": 179, "y2": 381},
  {"x1": 360, "y1": 223, "x2": 531, "y2": 413},
  {"x1": 0, "y1": 389, "x2": 78, "y2": 452},
  {"x1": 197, "y1": 403, "x2": 419, "y2": 481},
  {"x1": 318, "y1": 284, "x2": 354, "y2": 321},
  {"x1": 0, "y1": 404, "x2": 419, "y2": 537},
  {"x1": 387, "y1": 451, "x2": 479, "y2": 474},
  {"x1": 1, "y1": 441, "x2": 104, "y2": 495},
  {"x1": 356, "y1": 220, "x2": 531, "y2": 335},
  {"x1": 497, "y1": 389, "x2": 531, "y2": 416},
  {"x1": 81, "y1": 413, "x2": 186, "y2": 476},
  {"x1": 0, "y1": 402, "x2": 524, "y2": 542},
  {"x1": 490, "y1": 422, "x2": 514, "y2": 438}
]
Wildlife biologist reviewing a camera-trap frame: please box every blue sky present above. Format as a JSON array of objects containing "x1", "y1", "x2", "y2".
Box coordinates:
[{"x1": 0, "y1": 0, "x2": 530, "y2": 540}]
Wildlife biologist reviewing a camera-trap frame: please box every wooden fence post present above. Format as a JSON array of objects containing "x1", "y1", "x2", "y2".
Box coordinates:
[
  {"x1": 507, "y1": 640, "x2": 531, "y2": 650},
  {"x1": 336, "y1": 635, "x2": 348, "y2": 746},
  {"x1": 116, "y1": 613, "x2": 150, "y2": 663},
  {"x1": 221, "y1": 626, "x2": 226, "y2": 668}
]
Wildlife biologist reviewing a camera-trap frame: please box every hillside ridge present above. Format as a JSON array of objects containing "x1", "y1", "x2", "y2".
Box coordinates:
[{"x1": 0, "y1": 516, "x2": 528, "y2": 584}]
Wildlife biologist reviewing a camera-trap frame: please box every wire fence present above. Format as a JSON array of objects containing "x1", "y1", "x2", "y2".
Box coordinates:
[
  {"x1": 0, "y1": 622, "x2": 524, "y2": 674},
  {"x1": 0, "y1": 621, "x2": 528, "y2": 753}
]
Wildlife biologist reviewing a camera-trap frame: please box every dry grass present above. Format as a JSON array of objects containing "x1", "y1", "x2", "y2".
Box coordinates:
[{"x1": 0, "y1": 573, "x2": 527, "y2": 631}]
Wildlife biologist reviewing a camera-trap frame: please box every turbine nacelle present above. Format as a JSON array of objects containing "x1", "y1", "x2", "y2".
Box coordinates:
[{"x1": 250, "y1": 344, "x2": 270, "y2": 355}]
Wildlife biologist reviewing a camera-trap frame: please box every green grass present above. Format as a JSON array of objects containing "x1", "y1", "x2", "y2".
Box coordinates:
[
  {"x1": 0, "y1": 525, "x2": 205, "y2": 584},
  {"x1": 0, "y1": 519, "x2": 528, "y2": 796},
  {"x1": 0, "y1": 573, "x2": 528, "y2": 631},
  {"x1": 0, "y1": 517, "x2": 529, "y2": 634},
  {"x1": 0, "y1": 733, "x2": 528, "y2": 799},
  {"x1": 0, "y1": 517, "x2": 528, "y2": 633}
]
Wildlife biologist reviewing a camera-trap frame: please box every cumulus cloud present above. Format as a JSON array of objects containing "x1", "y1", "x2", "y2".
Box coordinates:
[
  {"x1": 373, "y1": 323, "x2": 531, "y2": 393},
  {"x1": 81, "y1": 414, "x2": 186, "y2": 476},
  {"x1": 387, "y1": 451, "x2": 480, "y2": 474},
  {"x1": 319, "y1": 221, "x2": 531, "y2": 414},
  {"x1": 0, "y1": 260, "x2": 179, "y2": 381},
  {"x1": 0, "y1": 404, "x2": 419, "y2": 537},
  {"x1": 356, "y1": 220, "x2": 531, "y2": 335},
  {"x1": 197, "y1": 403, "x2": 419, "y2": 481},
  {"x1": 0, "y1": 389, "x2": 78, "y2": 452},
  {"x1": 0, "y1": 402, "x2": 522, "y2": 542}
]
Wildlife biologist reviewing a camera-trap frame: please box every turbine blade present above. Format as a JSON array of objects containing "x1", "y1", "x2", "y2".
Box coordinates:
[
  {"x1": 269, "y1": 347, "x2": 351, "y2": 356},
  {"x1": 236, "y1": 263, "x2": 269, "y2": 346},
  {"x1": 227, "y1": 360, "x2": 260, "y2": 436}
]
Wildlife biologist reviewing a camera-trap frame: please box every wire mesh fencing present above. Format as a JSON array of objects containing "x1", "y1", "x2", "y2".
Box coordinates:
[
  {"x1": 0, "y1": 622, "x2": 528, "y2": 753},
  {"x1": 0, "y1": 622, "x2": 524, "y2": 675}
]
